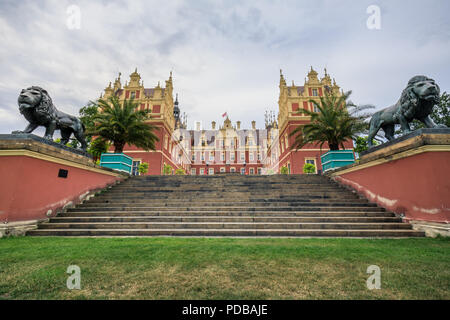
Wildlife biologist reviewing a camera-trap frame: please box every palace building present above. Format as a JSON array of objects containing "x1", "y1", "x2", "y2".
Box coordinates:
[{"x1": 100, "y1": 67, "x2": 352, "y2": 175}]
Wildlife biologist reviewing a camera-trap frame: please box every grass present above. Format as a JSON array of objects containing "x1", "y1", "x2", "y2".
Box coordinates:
[{"x1": 0, "y1": 237, "x2": 448, "y2": 300}]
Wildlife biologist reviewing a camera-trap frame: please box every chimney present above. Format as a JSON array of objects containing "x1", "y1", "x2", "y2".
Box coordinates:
[
  {"x1": 236, "y1": 121, "x2": 241, "y2": 130},
  {"x1": 195, "y1": 121, "x2": 201, "y2": 131},
  {"x1": 251, "y1": 121, "x2": 256, "y2": 129},
  {"x1": 211, "y1": 121, "x2": 216, "y2": 130}
]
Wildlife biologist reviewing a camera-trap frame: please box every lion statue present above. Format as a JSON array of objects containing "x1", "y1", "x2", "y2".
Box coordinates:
[
  {"x1": 368, "y1": 75, "x2": 446, "y2": 147},
  {"x1": 12, "y1": 86, "x2": 87, "y2": 150}
]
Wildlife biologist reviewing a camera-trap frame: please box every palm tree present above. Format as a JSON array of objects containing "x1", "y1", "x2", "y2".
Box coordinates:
[
  {"x1": 91, "y1": 96, "x2": 159, "y2": 153},
  {"x1": 290, "y1": 91, "x2": 373, "y2": 151}
]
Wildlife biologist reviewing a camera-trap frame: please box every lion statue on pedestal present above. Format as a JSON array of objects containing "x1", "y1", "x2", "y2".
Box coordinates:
[
  {"x1": 12, "y1": 86, "x2": 87, "y2": 150},
  {"x1": 368, "y1": 75, "x2": 446, "y2": 147}
]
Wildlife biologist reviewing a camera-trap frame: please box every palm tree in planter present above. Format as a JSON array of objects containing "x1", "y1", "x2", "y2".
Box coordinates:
[
  {"x1": 290, "y1": 91, "x2": 373, "y2": 171},
  {"x1": 91, "y1": 96, "x2": 159, "y2": 173}
]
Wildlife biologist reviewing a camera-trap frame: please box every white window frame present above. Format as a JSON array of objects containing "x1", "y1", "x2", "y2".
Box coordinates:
[
  {"x1": 191, "y1": 168, "x2": 196, "y2": 175},
  {"x1": 200, "y1": 168, "x2": 205, "y2": 175},
  {"x1": 240, "y1": 168, "x2": 246, "y2": 175},
  {"x1": 249, "y1": 168, "x2": 254, "y2": 175},
  {"x1": 208, "y1": 168, "x2": 214, "y2": 175},
  {"x1": 220, "y1": 167, "x2": 225, "y2": 173},
  {"x1": 230, "y1": 167, "x2": 236, "y2": 173}
]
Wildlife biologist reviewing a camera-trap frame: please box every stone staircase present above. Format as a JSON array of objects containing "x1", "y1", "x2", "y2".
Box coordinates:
[{"x1": 27, "y1": 174, "x2": 425, "y2": 237}]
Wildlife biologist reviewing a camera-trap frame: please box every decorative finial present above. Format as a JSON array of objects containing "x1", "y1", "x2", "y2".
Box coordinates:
[
  {"x1": 324, "y1": 68, "x2": 327, "y2": 76},
  {"x1": 292, "y1": 80, "x2": 295, "y2": 86},
  {"x1": 135, "y1": 67, "x2": 137, "y2": 73},
  {"x1": 157, "y1": 81, "x2": 160, "y2": 87},
  {"x1": 118, "y1": 72, "x2": 121, "y2": 80},
  {"x1": 108, "y1": 81, "x2": 112, "y2": 88},
  {"x1": 280, "y1": 69, "x2": 283, "y2": 76},
  {"x1": 175, "y1": 93, "x2": 178, "y2": 104}
]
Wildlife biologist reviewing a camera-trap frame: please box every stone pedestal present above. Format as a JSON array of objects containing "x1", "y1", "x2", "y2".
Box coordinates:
[
  {"x1": 0, "y1": 134, "x2": 128, "y2": 236},
  {"x1": 326, "y1": 128, "x2": 450, "y2": 237}
]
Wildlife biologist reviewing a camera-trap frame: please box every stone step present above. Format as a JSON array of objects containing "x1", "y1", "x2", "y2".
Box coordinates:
[
  {"x1": 67, "y1": 206, "x2": 385, "y2": 212},
  {"x1": 86, "y1": 198, "x2": 368, "y2": 204},
  {"x1": 77, "y1": 202, "x2": 376, "y2": 208},
  {"x1": 49, "y1": 216, "x2": 402, "y2": 223},
  {"x1": 26, "y1": 229, "x2": 425, "y2": 237},
  {"x1": 28, "y1": 174, "x2": 424, "y2": 238},
  {"x1": 37, "y1": 222, "x2": 412, "y2": 230},
  {"x1": 58, "y1": 211, "x2": 395, "y2": 217}
]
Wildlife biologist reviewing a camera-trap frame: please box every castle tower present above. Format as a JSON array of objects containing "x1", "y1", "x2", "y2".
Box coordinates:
[{"x1": 269, "y1": 67, "x2": 351, "y2": 174}]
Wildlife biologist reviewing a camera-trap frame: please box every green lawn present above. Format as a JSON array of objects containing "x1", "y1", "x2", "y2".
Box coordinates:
[{"x1": 0, "y1": 237, "x2": 448, "y2": 300}]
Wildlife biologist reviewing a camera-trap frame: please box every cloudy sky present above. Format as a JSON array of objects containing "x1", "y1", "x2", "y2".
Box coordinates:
[{"x1": 0, "y1": 0, "x2": 449, "y2": 134}]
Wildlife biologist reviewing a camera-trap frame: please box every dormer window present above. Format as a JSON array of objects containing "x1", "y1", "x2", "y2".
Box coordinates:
[
  {"x1": 312, "y1": 89, "x2": 318, "y2": 96},
  {"x1": 130, "y1": 91, "x2": 136, "y2": 99}
]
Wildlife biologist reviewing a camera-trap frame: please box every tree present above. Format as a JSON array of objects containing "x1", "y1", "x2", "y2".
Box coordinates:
[
  {"x1": 88, "y1": 137, "x2": 110, "y2": 160},
  {"x1": 90, "y1": 96, "x2": 159, "y2": 153},
  {"x1": 354, "y1": 136, "x2": 379, "y2": 155},
  {"x1": 280, "y1": 166, "x2": 289, "y2": 174},
  {"x1": 175, "y1": 168, "x2": 185, "y2": 175},
  {"x1": 290, "y1": 91, "x2": 373, "y2": 151},
  {"x1": 163, "y1": 164, "x2": 173, "y2": 175},
  {"x1": 79, "y1": 101, "x2": 99, "y2": 142},
  {"x1": 138, "y1": 162, "x2": 149, "y2": 175},
  {"x1": 303, "y1": 163, "x2": 316, "y2": 174}
]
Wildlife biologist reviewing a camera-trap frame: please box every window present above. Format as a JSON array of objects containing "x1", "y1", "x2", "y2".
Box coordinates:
[
  {"x1": 191, "y1": 168, "x2": 196, "y2": 175},
  {"x1": 240, "y1": 168, "x2": 246, "y2": 175},
  {"x1": 249, "y1": 153, "x2": 254, "y2": 161},
  {"x1": 231, "y1": 153, "x2": 235, "y2": 161},
  {"x1": 314, "y1": 105, "x2": 320, "y2": 113},
  {"x1": 209, "y1": 152, "x2": 214, "y2": 161},
  {"x1": 257, "y1": 168, "x2": 262, "y2": 175},
  {"x1": 285, "y1": 135, "x2": 289, "y2": 149},
  {"x1": 240, "y1": 153, "x2": 245, "y2": 161},
  {"x1": 192, "y1": 153, "x2": 195, "y2": 161},
  {"x1": 257, "y1": 153, "x2": 261, "y2": 161},
  {"x1": 230, "y1": 167, "x2": 236, "y2": 173},
  {"x1": 249, "y1": 168, "x2": 254, "y2": 175},
  {"x1": 201, "y1": 153, "x2": 205, "y2": 161},
  {"x1": 312, "y1": 89, "x2": 318, "y2": 96},
  {"x1": 200, "y1": 168, "x2": 205, "y2": 175},
  {"x1": 220, "y1": 167, "x2": 225, "y2": 173},
  {"x1": 132, "y1": 160, "x2": 141, "y2": 176},
  {"x1": 221, "y1": 153, "x2": 225, "y2": 161},
  {"x1": 208, "y1": 168, "x2": 214, "y2": 175},
  {"x1": 306, "y1": 159, "x2": 315, "y2": 165},
  {"x1": 131, "y1": 91, "x2": 136, "y2": 99}
]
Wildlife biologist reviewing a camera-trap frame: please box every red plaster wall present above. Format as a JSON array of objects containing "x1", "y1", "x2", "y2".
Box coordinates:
[
  {"x1": 334, "y1": 151, "x2": 450, "y2": 223},
  {"x1": 0, "y1": 156, "x2": 123, "y2": 223}
]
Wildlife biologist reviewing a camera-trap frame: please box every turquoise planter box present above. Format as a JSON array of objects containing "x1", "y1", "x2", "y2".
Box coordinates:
[
  {"x1": 100, "y1": 153, "x2": 133, "y2": 174},
  {"x1": 320, "y1": 150, "x2": 355, "y2": 172}
]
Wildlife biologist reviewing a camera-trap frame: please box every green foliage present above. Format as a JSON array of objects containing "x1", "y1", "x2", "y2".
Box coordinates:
[
  {"x1": 175, "y1": 168, "x2": 186, "y2": 175},
  {"x1": 290, "y1": 91, "x2": 373, "y2": 151},
  {"x1": 138, "y1": 162, "x2": 149, "y2": 175},
  {"x1": 280, "y1": 166, "x2": 289, "y2": 174},
  {"x1": 79, "y1": 101, "x2": 99, "y2": 141},
  {"x1": 90, "y1": 96, "x2": 159, "y2": 153},
  {"x1": 303, "y1": 163, "x2": 316, "y2": 174},
  {"x1": 163, "y1": 164, "x2": 173, "y2": 175},
  {"x1": 354, "y1": 136, "x2": 379, "y2": 154},
  {"x1": 88, "y1": 137, "x2": 110, "y2": 160}
]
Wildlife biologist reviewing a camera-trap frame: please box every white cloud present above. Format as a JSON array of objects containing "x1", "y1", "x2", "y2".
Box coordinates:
[{"x1": 0, "y1": 0, "x2": 449, "y2": 134}]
